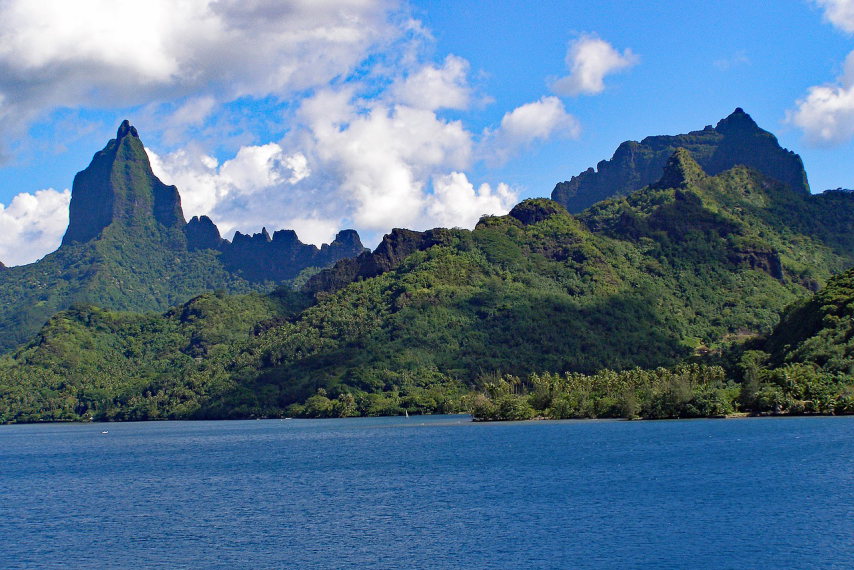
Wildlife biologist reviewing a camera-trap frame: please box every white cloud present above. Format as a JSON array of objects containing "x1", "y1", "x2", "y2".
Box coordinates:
[
  {"x1": 220, "y1": 144, "x2": 309, "y2": 191},
  {"x1": 283, "y1": 216, "x2": 347, "y2": 247},
  {"x1": 788, "y1": 51, "x2": 854, "y2": 145},
  {"x1": 550, "y1": 33, "x2": 639, "y2": 96},
  {"x1": 0, "y1": 0, "x2": 399, "y2": 152},
  {"x1": 294, "y1": 88, "x2": 475, "y2": 233},
  {"x1": 147, "y1": 147, "x2": 223, "y2": 219},
  {"x1": 815, "y1": 0, "x2": 854, "y2": 33},
  {"x1": 0, "y1": 4, "x2": 573, "y2": 260},
  {"x1": 389, "y1": 55, "x2": 473, "y2": 110},
  {"x1": 0, "y1": 189, "x2": 70, "y2": 266},
  {"x1": 427, "y1": 172, "x2": 517, "y2": 229},
  {"x1": 788, "y1": 2, "x2": 854, "y2": 145},
  {"x1": 149, "y1": 144, "x2": 312, "y2": 239},
  {"x1": 481, "y1": 96, "x2": 581, "y2": 165},
  {"x1": 150, "y1": 76, "x2": 520, "y2": 247}
]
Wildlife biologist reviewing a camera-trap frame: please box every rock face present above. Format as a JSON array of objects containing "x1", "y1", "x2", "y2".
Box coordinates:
[
  {"x1": 59, "y1": 120, "x2": 367, "y2": 282},
  {"x1": 728, "y1": 248, "x2": 784, "y2": 281},
  {"x1": 187, "y1": 219, "x2": 367, "y2": 282},
  {"x1": 222, "y1": 227, "x2": 367, "y2": 282},
  {"x1": 62, "y1": 120, "x2": 186, "y2": 245},
  {"x1": 186, "y1": 215, "x2": 225, "y2": 251},
  {"x1": 552, "y1": 108, "x2": 810, "y2": 212}
]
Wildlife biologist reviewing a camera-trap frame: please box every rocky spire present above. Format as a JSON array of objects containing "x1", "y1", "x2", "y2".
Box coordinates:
[
  {"x1": 713, "y1": 107, "x2": 759, "y2": 135},
  {"x1": 185, "y1": 215, "x2": 224, "y2": 251},
  {"x1": 62, "y1": 121, "x2": 186, "y2": 245}
]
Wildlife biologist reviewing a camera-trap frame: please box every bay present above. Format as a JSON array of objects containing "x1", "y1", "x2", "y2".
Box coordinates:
[{"x1": 1, "y1": 416, "x2": 852, "y2": 569}]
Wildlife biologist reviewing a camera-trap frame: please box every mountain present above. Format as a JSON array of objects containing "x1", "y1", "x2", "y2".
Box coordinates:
[
  {"x1": 0, "y1": 122, "x2": 365, "y2": 352},
  {"x1": 62, "y1": 120, "x2": 187, "y2": 245},
  {"x1": 552, "y1": 108, "x2": 810, "y2": 212},
  {"x1": 2, "y1": 140, "x2": 853, "y2": 422}
]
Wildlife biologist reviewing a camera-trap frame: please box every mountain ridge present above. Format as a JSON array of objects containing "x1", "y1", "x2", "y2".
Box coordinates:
[{"x1": 552, "y1": 108, "x2": 810, "y2": 212}]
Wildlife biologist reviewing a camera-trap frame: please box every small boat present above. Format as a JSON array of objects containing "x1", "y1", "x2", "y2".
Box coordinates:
[{"x1": 101, "y1": 430, "x2": 109, "y2": 434}]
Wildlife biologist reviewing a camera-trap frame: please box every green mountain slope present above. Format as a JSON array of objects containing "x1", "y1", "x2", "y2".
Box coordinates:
[
  {"x1": 3, "y1": 148, "x2": 852, "y2": 422},
  {"x1": 762, "y1": 267, "x2": 854, "y2": 373},
  {"x1": 469, "y1": 265, "x2": 854, "y2": 421},
  {"x1": 0, "y1": 290, "x2": 310, "y2": 422}
]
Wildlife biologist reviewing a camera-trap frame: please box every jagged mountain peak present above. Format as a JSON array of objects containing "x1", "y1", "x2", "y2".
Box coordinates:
[
  {"x1": 328, "y1": 229, "x2": 363, "y2": 250},
  {"x1": 715, "y1": 107, "x2": 760, "y2": 135},
  {"x1": 62, "y1": 121, "x2": 185, "y2": 245},
  {"x1": 0, "y1": 122, "x2": 371, "y2": 352},
  {"x1": 116, "y1": 119, "x2": 139, "y2": 139},
  {"x1": 185, "y1": 215, "x2": 367, "y2": 283},
  {"x1": 186, "y1": 215, "x2": 224, "y2": 251}
]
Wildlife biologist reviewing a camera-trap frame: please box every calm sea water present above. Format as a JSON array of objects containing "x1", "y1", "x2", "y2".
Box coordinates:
[{"x1": 1, "y1": 415, "x2": 852, "y2": 569}]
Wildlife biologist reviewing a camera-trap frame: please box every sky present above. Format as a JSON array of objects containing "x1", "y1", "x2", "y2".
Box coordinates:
[{"x1": 1, "y1": 0, "x2": 854, "y2": 266}]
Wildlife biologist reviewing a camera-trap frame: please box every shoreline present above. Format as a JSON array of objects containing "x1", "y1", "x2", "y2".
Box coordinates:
[{"x1": 5, "y1": 410, "x2": 854, "y2": 427}]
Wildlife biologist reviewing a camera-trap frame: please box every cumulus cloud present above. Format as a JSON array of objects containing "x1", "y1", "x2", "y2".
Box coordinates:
[
  {"x1": 426, "y1": 173, "x2": 517, "y2": 228},
  {"x1": 481, "y1": 96, "x2": 581, "y2": 165},
  {"x1": 788, "y1": 2, "x2": 854, "y2": 144},
  {"x1": 550, "y1": 33, "x2": 639, "y2": 96},
  {"x1": 0, "y1": 189, "x2": 70, "y2": 266},
  {"x1": 788, "y1": 51, "x2": 854, "y2": 145},
  {"x1": 148, "y1": 144, "x2": 312, "y2": 239},
  {"x1": 389, "y1": 55, "x2": 473, "y2": 110},
  {"x1": 0, "y1": 0, "x2": 398, "y2": 150},
  {"x1": 297, "y1": 93, "x2": 474, "y2": 232},
  {"x1": 151, "y1": 71, "x2": 520, "y2": 247},
  {"x1": 814, "y1": 0, "x2": 854, "y2": 33}
]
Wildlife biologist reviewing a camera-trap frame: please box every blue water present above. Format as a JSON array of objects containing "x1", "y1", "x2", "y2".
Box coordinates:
[{"x1": 1, "y1": 416, "x2": 852, "y2": 569}]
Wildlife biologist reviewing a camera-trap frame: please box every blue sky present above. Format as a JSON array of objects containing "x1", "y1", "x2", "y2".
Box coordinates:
[{"x1": 1, "y1": 0, "x2": 853, "y2": 265}]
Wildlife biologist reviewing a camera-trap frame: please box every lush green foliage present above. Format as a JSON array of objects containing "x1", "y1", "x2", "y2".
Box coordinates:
[
  {"x1": 731, "y1": 267, "x2": 854, "y2": 416},
  {"x1": 0, "y1": 228, "x2": 270, "y2": 352},
  {"x1": 471, "y1": 360, "x2": 853, "y2": 421},
  {"x1": 471, "y1": 364, "x2": 740, "y2": 421},
  {"x1": 0, "y1": 290, "x2": 305, "y2": 422},
  {"x1": 763, "y1": 267, "x2": 854, "y2": 372}
]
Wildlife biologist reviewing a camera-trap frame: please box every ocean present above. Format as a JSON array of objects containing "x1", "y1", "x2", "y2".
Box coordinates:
[{"x1": 1, "y1": 415, "x2": 852, "y2": 568}]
